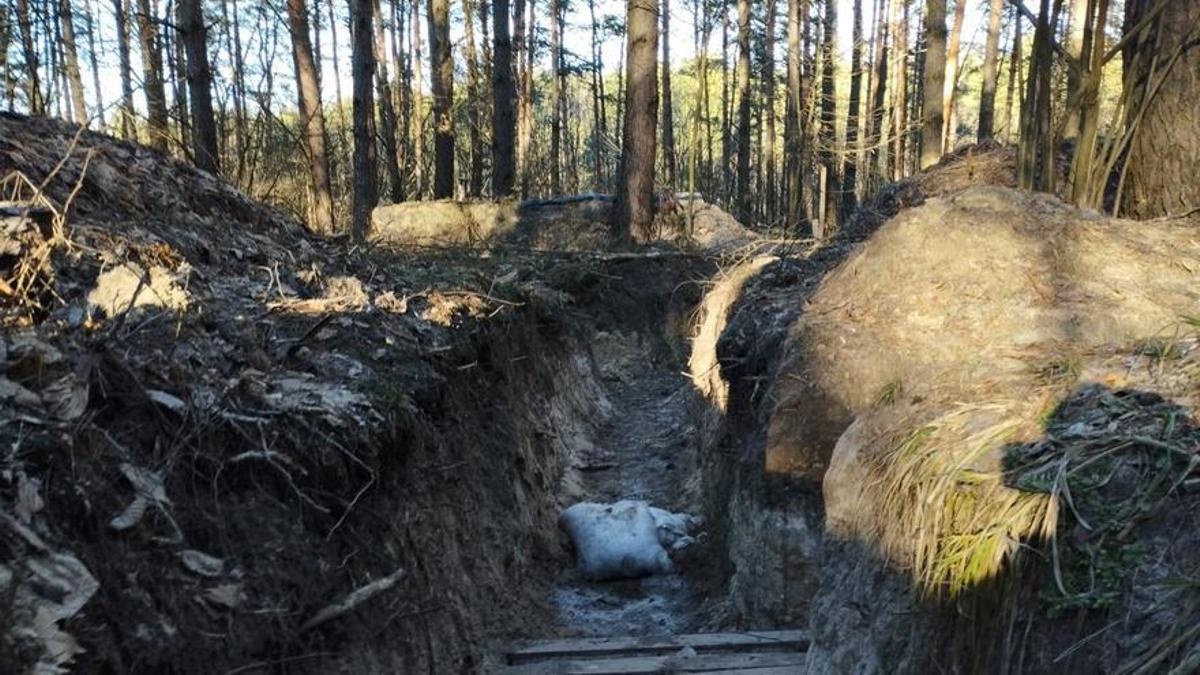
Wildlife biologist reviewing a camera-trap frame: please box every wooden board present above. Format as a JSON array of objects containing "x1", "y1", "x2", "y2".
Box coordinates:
[
  {"x1": 501, "y1": 651, "x2": 807, "y2": 674},
  {"x1": 506, "y1": 630, "x2": 808, "y2": 665}
]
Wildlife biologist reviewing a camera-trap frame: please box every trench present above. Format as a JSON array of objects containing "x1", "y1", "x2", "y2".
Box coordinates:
[{"x1": 551, "y1": 329, "x2": 707, "y2": 636}]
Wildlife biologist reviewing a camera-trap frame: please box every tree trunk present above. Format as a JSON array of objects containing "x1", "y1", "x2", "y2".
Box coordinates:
[
  {"x1": 427, "y1": 0, "x2": 453, "y2": 198},
  {"x1": 350, "y1": 0, "x2": 379, "y2": 239},
  {"x1": 866, "y1": 0, "x2": 889, "y2": 190},
  {"x1": 84, "y1": 0, "x2": 105, "y2": 126},
  {"x1": 1063, "y1": 0, "x2": 1088, "y2": 140},
  {"x1": 179, "y1": 0, "x2": 219, "y2": 172},
  {"x1": 977, "y1": 0, "x2": 1003, "y2": 140},
  {"x1": 492, "y1": 0, "x2": 515, "y2": 196},
  {"x1": 463, "y1": 0, "x2": 483, "y2": 197},
  {"x1": 919, "y1": 0, "x2": 945, "y2": 169},
  {"x1": 549, "y1": 0, "x2": 562, "y2": 194},
  {"x1": 940, "y1": 0, "x2": 964, "y2": 152},
  {"x1": 1122, "y1": 0, "x2": 1200, "y2": 218},
  {"x1": 512, "y1": 0, "x2": 528, "y2": 194},
  {"x1": 15, "y1": 0, "x2": 43, "y2": 114},
  {"x1": 763, "y1": 0, "x2": 777, "y2": 223},
  {"x1": 784, "y1": 0, "x2": 804, "y2": 232},
  {"x1": 817, "y1": 0, "x2": 838, "y2": 235},
  {"x1": 735, "y1": 0, "x2": 751, "y2": 222},
  {"x1": 287, "y1": 0, "x2": 335, "y2": 233},
  {"x1": 58, "y1": 0, "x2": 88, "y2": 124},
  {"x1": 661, "y1": 0, "x2": 676, "y2": 189},
  {"x1": 410, "y1": 0, "x2": 426, "y2": 197},
  {"x1": 1, "y1": 3, "x2": 11, "y2": 108},
  {"x1": 328, "y1": 0, "x2": 349, "y2": 150},
  {"x1": 135, "y1": 0, "x2": 169, "y2": 151},
  {"x1": 373, "y1": 0, "x2": 403, "y2": 202},
  {"x1": 113, "y1": 0, "x2": 135, "y2": 137},
  {"x1": 841, "y1": 0, "x2": 863, "y2": 218},
  {"x1": 1004, "y1": 3, "x2": 1021, "y2": 140},
  {"x1": 614, "y1": 0, "x2": 658, "y2": 244},
  {"x1": 890, "y1": 0, "x2": 907, "y2": 179},
  {"x1": 167, "y1": 7, "x2": 190, "y2": 151}
]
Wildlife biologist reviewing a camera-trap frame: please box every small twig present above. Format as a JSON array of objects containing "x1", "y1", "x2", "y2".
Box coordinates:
[{"x1": 298, "y1": 567, "x2": 407, "y2": 633}]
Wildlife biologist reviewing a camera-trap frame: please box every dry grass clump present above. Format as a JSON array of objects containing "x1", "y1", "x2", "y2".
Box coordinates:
[{"x1": 870, "y1": 400, "x2": 1057, "y2": 597}]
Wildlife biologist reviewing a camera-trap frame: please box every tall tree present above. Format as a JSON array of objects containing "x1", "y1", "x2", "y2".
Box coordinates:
[
  {"x1": 919, "y1": 0, "x2": 945, "y2": 169},
  {"x1": 734, "y1": 0, "x2": 751, "y2": 221},
  {"x1": 113, "y1": 0, "x2": 135, "y2": 137},
  {"x1": 940, "y1": 0, "x2": 964, "y2": 151},
  {"x1": 1063, "y1": 0, "x2": 1088, "y2": 140},
  {"x1": 763, "y1": 0, "x2": 777, "y2": 222},
  {"x1": 58, "y1": 0, "x2": 88, "y2": 123},
  {"x1": 372, "y1": 0, "x2": 403, "y2": 201},
  {"x1": 976, "y1": 0, "x2": 1003, "y2": 140},
  {"x1": 135, "y1": 0, "x2": 169, "y2": 151},
  {"x1": 1003, "y1": 3, "x2": 1021, "y2": 140},
  {"x1": 661, "y1": 0, "x2": 676, "y2": 188},
  {"x1": 0, "y1": 3, "x2": 10, "y2": 108},
  {"x1": 513, "y1": 0, "x2": 528, "y2": 194},
  {"x1": 428, "y1": 0, "x2": 454, "y2": 198},
  {"x1": 614, "y1": 0, "x2": 658, "y2": 244},
  {"x1": 410, "y1": 0, "x2": 426, "y2": 197},
  {"x1": 1122, "y1": 0, "x2": 1200, "y2": 218},
  {"x1": 549, "y1": 0, "x2": 563, "y2": 193},
  {"x1": 463, "y1": 0, "x2": 484, "y2": 197},
  {"x1": 286, "y1": 0, "x2": 335, "y2": 233},
  {"x1": 179, "y1": 0, "x2": 219, "y2": 173},
  {"x1": 15, "y1": 0, "x2": 42, "y2": 114},
  {"x1": 866, "y1": 0, "x2": 890, "y2": 189},
  {"x1": 350, "y1": 0, "x2": 379, "y2": 238},
  {"x1": 841, "y1": 0, "x2": 863, "y2": 217},
  {"x1": 492, "y1": 0, "x2": 515, "y2": 196},
  {"x1": 817, "y1": 0, "x2": 838, "y2": 235},
  {"x1": 84, "y1": 0, "x2": 105, "y2": 126},
  {"x1": 783, "y1": 0, "x2": 805, "y2": 232},
  {"x1": 890, "y1": 0, "x2": 908, "y2": 179}
]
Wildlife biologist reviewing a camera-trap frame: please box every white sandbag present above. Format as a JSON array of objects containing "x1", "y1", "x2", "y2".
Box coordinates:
[{"x1": 560, "y1": 500, "x2": 700, "y2": 581}]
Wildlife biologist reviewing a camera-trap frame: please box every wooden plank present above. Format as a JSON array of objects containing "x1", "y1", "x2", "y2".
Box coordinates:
[
  {"x1": 507, "y1": 630, "x2": 807, "y2": 664},
  {"x1": 501, "y1": 651, "x2": 807, "y2": 674}
]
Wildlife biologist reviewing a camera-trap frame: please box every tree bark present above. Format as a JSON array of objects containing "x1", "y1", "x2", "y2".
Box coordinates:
[
  {"x1": 513, "y1": 0, "x2": 528, "y2": 195},
  {"x1": 179, "y1": 0, "x2": 219, "y2": 173},
  {"x1": 940, "y1": 0, "x2": 964, "y2": 152},
  {"x1": 661, "y1": 0, "x2": 676, "y2": 189},
  {"x1": 135, "y1": 0, "x2": 169, "y2": 151},
  {"x1": 977, "y1": 0, "x2": 1003, "y2": 140},
  {"x1": 614, "y1": 0, "x2": 658, "y2": 244},
  {"x1": 735, "y1": 0, "x2": 751, "y2": 222},
  {"x1": 15, "y1": 0, "x2": 43, "y2": 114},
  {"x1": 866, "y1": 0, "x2": 889, "y2": 189},
  {"x1": 373, "y1": 0, "x2": 404, "y2": 202},
  {"x1": 492, "y1": 0, "x2": 515, "y2": 196},
  {"x1": 0, "y1": 3, "x2": 11, "y2": 108},
  {"x1": 84, "y1": 0, "x2": 105, "y2": 126},
  {"x1": 463, "y1": 0, "x2": 483, "y2": 197},
  {"x1": 784, "y1": 0, "x2": 805, "y2": 232},
  {"x1": 410, "y1": 0, "x2": 426, "y2": 197},
  {"x1": 919, "y1": 0, "x2": 945, "y2": 169},
  {"x1": 287, "y1": 0, "x2": 335, "y2": 233},
  {"x1": 350, "y1": 0, "x2": 379, "y2": 239},
  {"x1": 549, "y1": 0, "x2": 562, "y2": 194},
  {"x1": 763, "y1": 0, "x2": 777, "y2": 223},
  {"x1": 1063, "y1": 0, "x2": 1088, "y2": 140},
  {"x1": 890, "y1": 0, "x2": 907, "y2": 179},
  {"x1": 841, "y1": 0, "x2": 863, "y2": 218},
  {"x1": 817, "y1": 0, "x2": 838, "y2": 234},
  {"x1": 1122, "y1": 0, "x2": 1200, "y2": 218},
  {"x1": 427, "y1": 0, "x2": 454, "y2": 197},
  {"x1": 113, "y1": 0, "x2": 135, "y2": 137},
  {"x1": 58, "y1": 0, "x2": 88, "y2": 124},
  {"x1": 1004, "y1": 3, "x2": 1021, "y2": 140}
]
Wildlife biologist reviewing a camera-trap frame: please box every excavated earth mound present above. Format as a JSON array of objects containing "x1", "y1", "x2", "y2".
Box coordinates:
[{"x1": 698, "y1": 178, "x2": 1200, "y2": 672}]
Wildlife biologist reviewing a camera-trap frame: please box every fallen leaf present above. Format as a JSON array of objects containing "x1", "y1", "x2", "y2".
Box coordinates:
[
  {"x1": 178, "y1": 550, "x2": 224, "y2": 578},
  {"x1": 147, "y1": 389, "x2": 186, "y2": 412},
  {"x1": 203, "y1": 583, "x2": 246, "y2": 609}
]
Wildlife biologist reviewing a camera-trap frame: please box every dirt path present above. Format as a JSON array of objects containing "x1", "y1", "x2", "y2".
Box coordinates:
[{"x1": 551, "y1": 332, "x2": 705, "y2": 637}]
